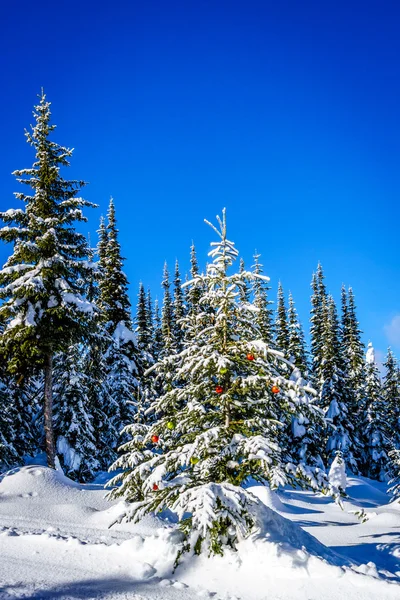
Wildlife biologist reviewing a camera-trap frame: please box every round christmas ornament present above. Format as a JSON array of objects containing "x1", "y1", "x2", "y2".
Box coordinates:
[
  {"x1": 151, "y1": 434, "x2": 160, "y2": 443},
  {"x1": 219, "y1": 367, "x2": 228, "y2": 375},
  {"x1": 152, "y1": 483, "x2": 159, "y2": 491},
  {"x1": 190, "y1": 456, "x2": 200, "y2": 465},
  {"x1": 215, "y1": 385, "x2": 224, "y2": 394},
  {"x1": 271, "y1": 385, "x2": 280, "y2": 394},
  {"x1": 246, "y1": 353, "x2": 255, "y2": 361},
  {"x1": 166, "y1": 421, "x2": 175, "y2": 430}
]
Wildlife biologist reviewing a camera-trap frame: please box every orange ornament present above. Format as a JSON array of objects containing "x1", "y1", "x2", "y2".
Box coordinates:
[
  {"x1": 152, "y1": 483, "x2": 159, "y2": 491},
  {"x1": 151, "y1": 434, "x2": 159, "y2": 443},
  {"x1": 215, "y1": 385, "x2": 224, "y2": 394},
  {"x1": 271, "y1": 385, "x2": 280, "y2": 394},
  {"x1": 247, "y1": 353, "x2": 255, "y2": 361}
]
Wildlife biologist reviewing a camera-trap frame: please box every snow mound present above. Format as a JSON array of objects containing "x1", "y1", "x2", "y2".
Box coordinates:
[
  {"x1": 0, "y1": 465, "x2": 81, "y2": 500},
  {"x1": 177, "y1": 503, "x2": 399, "y2": 599},
  {"x1": 1, "y1": 470, "x2": 400, "y2": 599},
  {"x1": 249, "y1": 484, "x2": 296, "y2": 513},
  {"x1": 347, "y1": 476, "x2": 390, "y2": 506}
]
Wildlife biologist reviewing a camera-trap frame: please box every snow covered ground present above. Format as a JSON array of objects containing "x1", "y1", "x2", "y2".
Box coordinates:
[{"x1": 1, "y1": 466, "x2": 400, "y2": 600}]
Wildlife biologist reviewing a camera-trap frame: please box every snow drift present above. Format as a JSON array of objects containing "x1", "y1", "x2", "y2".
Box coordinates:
[{"x1": 0, "y1": 466, "x2": 400, "y2": 600}]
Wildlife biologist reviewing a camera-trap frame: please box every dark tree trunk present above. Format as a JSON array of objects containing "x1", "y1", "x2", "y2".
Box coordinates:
[{"x1": 44, "y1": 353, "x2": 56, "y2": 469}]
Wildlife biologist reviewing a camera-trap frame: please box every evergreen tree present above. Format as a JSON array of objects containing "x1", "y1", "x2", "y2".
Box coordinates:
[
  {"x1": 388, "y1": 446, "x2": 400, "y2": 499},
  {"x1": 97, "y1": 216, "x2": 109, "y2": 278},
  {"x1": 383, "y1": 348, "x2": 400, "y2": 446},
  {"x1": 186, "y1": 242, "x2": 202, "y2": 316},
  {"x1": 238, "y1": 258, "x2": 250, "y2": 303},
  {"x1": 108, "y1": 209, "x2": 329, "y2": 558},
  {"x1": 161, "y1": 262, "x2": 175, "y2": 356},
  {"x1": 0, "y1": 92, "x2": 96, "y2": 468},
  {"x1": 173, "y1": 260, "x2": 185, "y2": 352},
  {"x1": 310, "y1": 264, "x2": 328, "y2": 388},
  {"x1": 341, "y1": 287, "x2": 366, "y2": 411},
  {"x1": 94, "y1": 216, "x2": 108, "y2": 304},
  {"x1": 362, "y1": 343, "x2": 390, "y2": 480},
  {"x1": 6, "y1": 377, "x2": 40, "y2": 459},
  {"x1": 0, "y1": 360, "x2": 19, "y2": 467},
  {"x1": 146, "y1": 289, "x2": 154, "y2": 343},
  {"x1": 97, "y1": 198, "x2": 140, "y2": 437},
  {"x1": 251, "y1": 253, "x2": 274, "y2": 346},
  {"x1": 99, "y1": 198, "x2": 131, "y2": 329},
  {"x1": 321, "y1": 296, "x2": 358, "y2": 471},
  {"x1": 105, "y1": 323, "x2": 139, "y2": 430},
  {"x1": 136, "y1": 283, "x2": 152, "y2": 353},
  {"x1": 340, "y1": 286, "x2": 366, "y2": 471},
  {"x1": 287, "y1": 292, "x2": 309, "y2": 376},
  {"x1": 152, "y1": 299, "x2": 163, "y2": 361},
  {"x1": 275, "y1": 282, "x2": 289, "y2": 355},
  {"x1": 53, "y1": 345, "x2": 99, "y2": 480},
  {"x1": 82, "y1": 340, "x2": 118, "y2": 469}
]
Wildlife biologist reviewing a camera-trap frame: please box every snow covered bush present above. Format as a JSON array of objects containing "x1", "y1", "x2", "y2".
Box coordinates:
[{"x1": 328, "y1": 450, "x2": 347, "y2": 495}]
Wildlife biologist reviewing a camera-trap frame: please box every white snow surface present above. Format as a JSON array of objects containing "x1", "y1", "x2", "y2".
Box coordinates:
[{"x1": 0, "y1": 466, "x2": 400, "y2": 599}]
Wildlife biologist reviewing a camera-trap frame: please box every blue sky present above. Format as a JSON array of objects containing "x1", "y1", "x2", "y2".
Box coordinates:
[{"x1": 0, "y1": 0, "x2": 399, "y2": 361}]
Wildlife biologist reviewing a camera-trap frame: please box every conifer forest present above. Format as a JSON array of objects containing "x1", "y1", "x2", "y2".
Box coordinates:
[{"x1": 1, "y1": 94, "x2": 400, "y2": 600}]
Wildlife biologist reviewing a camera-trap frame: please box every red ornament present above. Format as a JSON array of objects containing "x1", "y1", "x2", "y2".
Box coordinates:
[
  {"x1": 247, "y1": 353, "x2": 255, "y2": 361},
  {"x1": 215, "y1": 385, "x2": 224, "y2": 394},
  {"x1": 152, "y1": 483, "x2": 159, "y2": 491},
  {"x1": 271, "y1": 385, "x2": 280, "y2": 394},
  {"x1": 151, "y1": 434, "x2": 159, "y2": 443}
]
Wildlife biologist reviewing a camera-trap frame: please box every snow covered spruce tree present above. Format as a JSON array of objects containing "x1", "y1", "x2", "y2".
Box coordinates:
[
  {"x1": 53, "y1": 344, "x2": 99, "y2": 480},
  {"x1": 340, "y1": 286, "x2": 366, "y2": 468},
  {"x1": 310, "y1": 263, "x2": 328, "y2": 389},
  {"x1": 108, "y1": 209, "x2": 329, "y2": 558},
  {"x1": 185, "y1": 242, "x2": 202, "y2": 318},
  {"x1": 160, "y1": 262, "x2": 176, "y2": 356},
  {"x1": 151, "y1": 299, "x2": 163, "y2": 361},
  {"x1": 275, "y1": 282, "x2": 290, "y2": 358},
  {"x1": 383, "y1": 348, "x2": 400, "y2": 446},
  {"x1": 0, "y1": 92, "x2": 96, "y2": 469},
  {"x1": 135, "y1": 283, "x2": 156, "y2": 416},
  {"x1": 287, "y1": 292, "x2": 308, "y2": 377},
  {"x1": 173, "y1": 260, "x2": 185, "y2": 353},
  {"x1": 251, "y1": 253, "x2": 274, "y2": 346},
  {"x1": 362, "y1": 342, "x2": 391, "y2": 480},
  {"x1": 320, "y1": 295, "x2": 359, "y2": 471},
  {"x1": 0, "y1": 357, "x2": 19, "y2": 467},
  {"x1": 98, "y1": 198, "x2": 140, "y2": 434}
]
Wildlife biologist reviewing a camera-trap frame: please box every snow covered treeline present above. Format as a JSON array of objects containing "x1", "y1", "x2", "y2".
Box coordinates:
[{"x1": 1, "y1": 93, "x2": 400, "y2": 556}]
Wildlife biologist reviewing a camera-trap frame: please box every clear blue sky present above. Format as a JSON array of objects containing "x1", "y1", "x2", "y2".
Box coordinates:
[{"x1": 1, "y1": 0, "x2": 399, "y2": 362}]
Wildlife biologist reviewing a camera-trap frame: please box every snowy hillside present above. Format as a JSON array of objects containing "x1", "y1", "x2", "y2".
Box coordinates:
[{"x1": 1, "y1": 466, "x2": 400, "y2": 600}]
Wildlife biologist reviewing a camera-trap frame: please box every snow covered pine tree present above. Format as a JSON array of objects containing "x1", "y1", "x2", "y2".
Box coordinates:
[
  {"x1": 0, "y1": 92, "x2": 97, "y2": 468},
  {"x1": 108, "y1": 209, "x2": 329, "y2": 558}
]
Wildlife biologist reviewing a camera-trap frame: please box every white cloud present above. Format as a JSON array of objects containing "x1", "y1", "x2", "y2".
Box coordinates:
[{"x1": 384, "y1": 315, "x2": 400, "y2": 347}]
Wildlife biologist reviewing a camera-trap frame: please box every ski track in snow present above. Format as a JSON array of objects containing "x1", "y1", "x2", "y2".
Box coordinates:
[{"x1": 1, "y1": 467, "x2": 400, "y2": 599}]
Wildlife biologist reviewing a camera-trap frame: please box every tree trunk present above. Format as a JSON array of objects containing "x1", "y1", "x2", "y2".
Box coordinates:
[{"x1": 44, "y1": 353, "x2": 56, "y2": 469}]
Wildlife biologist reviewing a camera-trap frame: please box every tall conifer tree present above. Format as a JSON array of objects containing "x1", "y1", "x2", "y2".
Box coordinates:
[
  {"x1": 321, "y1": 296, "x2": 358, "y2": 470},
  {"x1": 383, "y1": 348, "x2": 400, "y2": 446},
  {"x1": 251, "y1": 253, "x2": 273, "y2": 346},
  {"x1": 310, "y1": 264, "x2": 328, "y2": 388},
  {"x1": 173, "y1": 260, "x2": 185, "y2": 352},
  {"x1": 362, "y1": 343, "x2": 390, "y2": 480},
  {"x1": 161, "y1": 263, "x2": 175, "y2": 356},
  {"x1": 275, "y1": 282, "x2": 290, "y2": 355},
  {"x1": 99, "y1": 198, "x2": 132, "y2": 329},
  {"x1": 53, "y1": 344, "x2": 99, "y2": 480},
  {"x1": 0, "y1": 92, "x2": 96, "y2": 468},
  {"x1": 287, "y1": 292, "x2": 308, "y2": 376}
]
